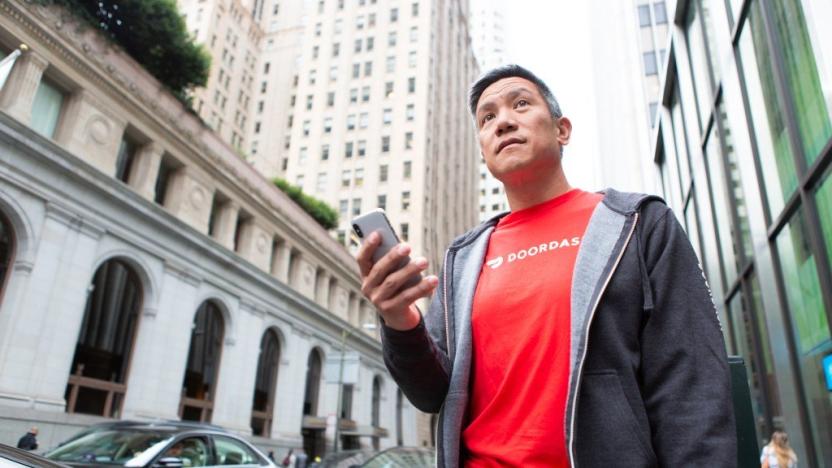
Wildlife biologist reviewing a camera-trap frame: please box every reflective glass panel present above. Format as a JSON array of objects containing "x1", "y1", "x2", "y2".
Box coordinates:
[
  {"x1": 738, "y1": 2, "x2": 796, "y2": 216},
  {"x1": 685, "y1": 1, "x2": 714, "y2": 131},
  {"x1": 728, "y1": 291, "x2": 766, "y2": 442}
]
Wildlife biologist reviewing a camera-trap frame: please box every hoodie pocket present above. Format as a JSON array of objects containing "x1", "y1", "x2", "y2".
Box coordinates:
[{"x1": 575, "y1": 370, "x2": 657, "y2": 467}]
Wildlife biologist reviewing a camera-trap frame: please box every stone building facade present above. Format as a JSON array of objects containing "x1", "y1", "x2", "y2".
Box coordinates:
[{"x1": 0, "y1": 0, "x2": 418, "y2": 457}]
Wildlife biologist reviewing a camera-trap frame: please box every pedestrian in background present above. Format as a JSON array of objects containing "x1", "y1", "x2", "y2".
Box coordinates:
[
  {"x1": 16, "y1": 426, "x2": 38, "y2": 451},
  {"x1": 761, "y1": 430, "x2": 798, "y2": 468},
  {"x1": 357, "y1": 64, "x2": 736, "y2": 467}
]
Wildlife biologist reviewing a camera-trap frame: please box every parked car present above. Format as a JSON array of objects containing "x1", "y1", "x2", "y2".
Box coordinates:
[
  {"x1": 43, "y1": 420, "x2": 276, "y2": 467},
  {"x1": 355, "y1": 447, "x2": 434, "y2": 468},
  {"x1": 0, "y1": 443, "x2": 70, "y2": 467}
]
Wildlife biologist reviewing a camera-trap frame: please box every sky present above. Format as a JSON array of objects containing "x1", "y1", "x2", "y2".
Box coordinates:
[{"x1": 502, "y1": 1, "x2": 603, "y2": 191}]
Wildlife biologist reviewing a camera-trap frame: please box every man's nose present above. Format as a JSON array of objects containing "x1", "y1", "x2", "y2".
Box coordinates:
[{"x1": 495, "y1": 112, "x2": 517, "y2": 136}]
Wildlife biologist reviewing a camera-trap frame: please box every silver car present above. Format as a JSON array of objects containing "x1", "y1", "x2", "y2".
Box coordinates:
[{"x1": 44, "y1": 421, "x2": 276, "y2": 468}]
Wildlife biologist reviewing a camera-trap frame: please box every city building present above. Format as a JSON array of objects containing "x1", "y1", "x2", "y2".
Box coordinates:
[
  {"x1": 580, "y1": 0, "x2": 672, "y2": 194},
  {"x1": 178, "y1": 0, "x2": 264, "y2": 152},
  {"x1": 0, "y1": 0, "x2": 422, "y2": 456},
  {"x1": 652, "y1": 0, "x2": 832, "y2": 464},
  {"x1": 469, "y1": 0, "x2": 508, "y2": 222},
  {"x1": 278, "y1": 0, "x2": 480, "y2": 289}
]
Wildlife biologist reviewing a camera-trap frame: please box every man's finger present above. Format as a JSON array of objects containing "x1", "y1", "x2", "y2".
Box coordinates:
[
  {"x1": 355, "y1": 231, "x2": 381, "y2": 277},
  {"x1": 374, "y1": 256, "x2": 429, "y2": 301},
  {"x1": 378, "y1": 276, "x2": 439, "y2": 313},
  {"x1": 364, "y1": 242, "x2": 412, "y2": 291}
]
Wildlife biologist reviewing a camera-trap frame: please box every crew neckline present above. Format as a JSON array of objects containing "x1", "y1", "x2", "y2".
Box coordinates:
[{"x1": 498, "y1": 188, "x2": 583, "y2": 228}]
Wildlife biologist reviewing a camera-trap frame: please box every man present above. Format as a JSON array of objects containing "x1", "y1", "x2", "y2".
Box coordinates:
[
  {"x1": 16, "y1": 427, "x2": 38, "y2": 451},
  {"x1": 356, "y1": 64, "x2": 736, "y2": 467}
]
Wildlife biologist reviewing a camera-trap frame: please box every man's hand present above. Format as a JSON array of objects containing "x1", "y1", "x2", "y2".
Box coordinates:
[{"x1": 356, "y1": 231, "x2": 439, "y2": 330}]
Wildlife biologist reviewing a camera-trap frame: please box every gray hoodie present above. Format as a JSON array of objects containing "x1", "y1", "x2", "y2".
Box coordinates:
[{"x1": 381, "y1": 189, "x2": 736, "y2": 467}]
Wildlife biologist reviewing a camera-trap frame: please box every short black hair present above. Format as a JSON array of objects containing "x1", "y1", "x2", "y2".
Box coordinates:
[{"x1": 468, "y1": 64, "x2": 562, "y2": 123}]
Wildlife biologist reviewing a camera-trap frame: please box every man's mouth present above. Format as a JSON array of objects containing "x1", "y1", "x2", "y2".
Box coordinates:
[{"x1": 497, "y1": 138, "x2": 524, "y2": 154}]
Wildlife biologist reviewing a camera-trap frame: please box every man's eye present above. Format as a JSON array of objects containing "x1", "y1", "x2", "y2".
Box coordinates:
[
  {"x1": 481, "y1": 114, "x2": 495, "y2": 125},
  {"x1": 515, "y1": 99, "x2": 529, "y2": 108}
]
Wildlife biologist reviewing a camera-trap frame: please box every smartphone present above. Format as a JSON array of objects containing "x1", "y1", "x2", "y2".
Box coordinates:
[{"x1": 352, "y1": 209, "x2": 422, "y2": 289}]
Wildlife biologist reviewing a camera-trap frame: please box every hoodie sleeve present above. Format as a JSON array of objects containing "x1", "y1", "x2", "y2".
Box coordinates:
[
  {"x1": 639, "y1": 202, "x2": 737, "y2": 466},
  {"x1": 380, "y1": 265, "x2": 451, "y2": 413}
]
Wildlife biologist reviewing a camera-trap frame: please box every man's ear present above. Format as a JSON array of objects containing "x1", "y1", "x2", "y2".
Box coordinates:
[{"x1": 555, "y1": 116, "x2": 572, "y2": 146}]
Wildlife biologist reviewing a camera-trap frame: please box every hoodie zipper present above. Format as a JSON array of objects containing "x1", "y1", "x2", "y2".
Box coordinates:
[
  {"x1": 442, "y1": 249, "x2": 452, "y2": 355},
  {"x1": 567, "y1": 212, "x2": 639, "y2": 467}
]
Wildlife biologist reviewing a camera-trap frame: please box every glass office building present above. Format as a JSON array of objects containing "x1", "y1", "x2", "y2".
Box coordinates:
[{"x1": 653, "y1": 0, "x2": 831, "y2": 464}]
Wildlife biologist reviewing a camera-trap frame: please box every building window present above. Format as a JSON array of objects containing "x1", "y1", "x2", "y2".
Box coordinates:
[
  {"x1": 302, "y1": 120, "x2": 311, "y2": 136},
  {"x1": 408, "y1": 51, "x2": 417, "y2": 68},
  {"x1": 352, "y1": 63, "x2": 360, "y2": 79},
  {"x1": 362, "y1": 86, "x2": 371, "y2": 102},
  {"x1": 332, "y1": 42, "x2": 340, "y2": 57},
  {"x1": 352, "y1": 198, "x2": 362, "y2": 216},
  {"x1": 345, "y1": 141, "x2": 354, "y2": 158},
  {"x1": 383, "y1": 108, "x2": 392, "y2": 125},
  {"x1": 31, "y1": 78, "x2": 64, "y2": 138},
  {"x1": 302, "y1": 350, "x2": 322, "y2": 415},
  {"x1": 382, "y1": 135, "x2": 390, "y2": 152},
  {"x1": 324, "y1": 117, "x2": 333, "y2": 133},
  {"x1": 154, "y1": 155, "x2": 179, "y2": 206},
  {"x1": 367, "y1": 37, "x2": 375, "y2": 50},
  {"x1": 313, "y1": 45, "x2": 319, "y2": 59},
  {"x1": 354, "y1": 38, "x2": 363, "y2": 53},
  {"x1": 342, "y1": 170, "x2": 352, "y2": 188},
  {"x1": 180, "y1": 301, "x2": 225, "y2": 422},
  {"x1": 299, "y1": 147, "x2": 308, "y2": 165},
  {"x1": 358, "y1": 140, "x2": 367, "y2": 157},
  {"x1": 377, "y1": 194, "x2": 386, "y2": 210},
  {"x1": 368, "y1": 13, "x2": 376, "y2": 27},
  {"x1": 350, "y1": 88, "x2": 358, "y2": 103},
  {"x1": 379, "y1": 164, "x2": 388, "y2": 182},
  {"x1": 339, "y1": 199, "x2": 349, "y2": 217},
  {"x1": 359, "y1": 112, "x2": 369, "y2": 128},
  {"x1": 653, "y1": 2, "x2": 667, "y2": 24},
  {"x1": 648, "y1": 102, "x2": 658, "y2": 127},
  {"x1": 388, "y1": 31, "x2": 397, "y2": 47},
  {"x1": 390, "y1": 7, "x2": 398, "y2": 22},
  {"x1": 404, "y1": 132, "x2": 413, "y2": 149},
  {"x1": 411, "y1": 2, "x2": 418, "y2": 16},
  {"x1": 316, "y1": 172, "x2": 327, "y2": 192},
  {"x1": 65, "y1": 259, "x2": 142, "y2": 418},
  {"x1": 321, "y1": 144, "x2": 330, "y2": 160},
  {"x1": 364, "y1": 61, "x2": 373, "y2": 76},
  {"x1": 643, "y1": 51, "x2": 658, "y2": 75},
  {"x1": 306, "y1": 94, "x2": 313, "y2": 110},
  {"x1": 386, "y1": 56, "x2": 396, "y2": 73},
  {"x1": 408, "y1": 77, "x2": 415, "y2": 93},
  {"x1": 329, "y1": 65, "x2": 338, "y2": 81},
  {"x1": 114, "y1": 137, "x2": 137, "y2": 184},
  {"x1": 403, "y1": 160, "x2": 412, "y2": 178},
  {"x1": 401, "y1": 191, "x2": 410, "y2": 210},
  {"x1": 347, "y1": 114, "x2": 356, "y2": 131},
  {"x1": 251, "y1": 330, "x2": 281, "y2": 436},
  {"x1": 638, "y1": 4, "x2": 651, "y2": 27},
  {"x1": 385, "y1": 82, "x2": 394, "y2": 98},
  {"x1": 327, "y1": 91, "x2": 335, "y2": 106},
  {"x1": 400, "y1": 223, "x2": 409, "y2": 241},
  {"x1": 354, "y1": 168, "x2": 364, "y2": 187}
]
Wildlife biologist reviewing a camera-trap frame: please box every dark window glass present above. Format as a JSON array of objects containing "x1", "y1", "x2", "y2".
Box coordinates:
[
  {"x1": 303, "y1": 350, "x2": 322, "y2": 415},
  {"x1": 251, "y1": 330, "x2": 280, "y2": 436},
  {"x1": 0, "y1": 213, "x2": 13, "y2": 294},
  {"x1": 115, "y1": 138, "x2": 136, "y2": 183},
  {"x1": 180, "y1": 301, "x2": 225, "y2": 422},
  {"x1": 66, "y1": 259, "x2": 142, "y2": 418}
]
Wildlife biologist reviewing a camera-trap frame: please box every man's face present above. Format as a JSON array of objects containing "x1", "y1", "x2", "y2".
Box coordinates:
[{"x1": 474, "y1": 77, "x2": 570, "y2": 185}]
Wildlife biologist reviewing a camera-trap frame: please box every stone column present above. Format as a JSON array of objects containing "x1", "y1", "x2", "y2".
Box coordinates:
[
  {"x1": 53, "y1": 90, "x2": 127, "y2": 174},
  {"x1": 127, "y1": 142, "x2": 163, "y2": 200},
  {"x1": 237, "y1": 220, "x2": 272, "y2": 272},
  {"x1": 163, "y1": 167, "x2": 214, "y2": 234},
  {"x1": 211, "y1": 201, "x2": 240, "y2": 251},
  {"x1": 0, "y1": 50, "x2": 48, "y2": 124},
  {"x1": 270, "y1": 240, "x2": 291, "y2": 283}
]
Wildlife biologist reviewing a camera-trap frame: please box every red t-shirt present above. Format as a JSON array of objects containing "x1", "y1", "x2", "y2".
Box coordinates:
[{"x1": 462, "y1": 189, "x2": 602, "y2": 467}]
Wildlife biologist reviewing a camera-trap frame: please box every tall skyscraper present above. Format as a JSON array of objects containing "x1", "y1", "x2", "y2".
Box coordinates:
[
  {"x1": 177, "y1": 0, "x2": 265, "y2": 151},
  {"x1": 470, "y1": 0, "x2": 508, "y2": 222},
  {"x1": 279, "y1": 0, "x2": 480, "y2": 276}
]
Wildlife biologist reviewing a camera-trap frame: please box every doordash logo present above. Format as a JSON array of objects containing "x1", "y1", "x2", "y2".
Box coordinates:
[{"x1": 486, "y1": 237, "x2": 581, "y2": 269}]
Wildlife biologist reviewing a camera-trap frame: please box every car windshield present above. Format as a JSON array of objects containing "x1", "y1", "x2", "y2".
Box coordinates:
[{"x1": 45, "y1": 429, "x2": 173, "y2": 465}]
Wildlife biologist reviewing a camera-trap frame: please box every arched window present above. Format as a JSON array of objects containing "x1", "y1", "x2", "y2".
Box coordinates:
[
  {"x1": 65, "y1": 259, "x2": 142, "y2": 418},
  {"x1": 301, "y1": 349, "x2": 326, "y2": 458},
  {"x1": 251, "y1": 329, "x2": 280, "y2": 436},
  {"x1": 0, "y1": 211, "x2": 15, "y2": 301},
  {"x1": 371, "y1": 376, "x2": 382, "y2": 450},
  {"x1": 302, "y1": 349, "x2": 322, "y2": 416},
  {"x1": 180, "y1": 301, "x2": 224, "y2": 422}
]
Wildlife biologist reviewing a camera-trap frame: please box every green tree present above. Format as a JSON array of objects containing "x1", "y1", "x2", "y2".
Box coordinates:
[
  {"x1": 273, "y1": 178, "x2": 339, "y2": 230},
  {"x1": 35, "y1": 0, "x2": 210, "y2": 96}
]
